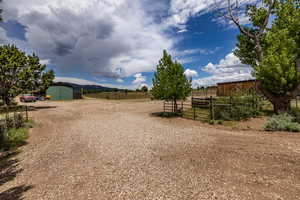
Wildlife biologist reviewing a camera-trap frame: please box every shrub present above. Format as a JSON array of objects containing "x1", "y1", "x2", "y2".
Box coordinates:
[
  {"x1": 0, "y1": 112, "x2": 29, "y2": 151},
  {"x1": 290, "y1": 108, "x2": 300, "y2": 124},
  {"x1": 13, "y1": 113, "x2": 24, "y2": 129},
  {"x1": 264, "y1": 114, "x2": 300, "y2": 132},
  {"x1": 5, "y1": 128, "x2": 28, "y2": 149},
  {"x1": 213, "y1": 94, "x2": 263, "y2": 121}
]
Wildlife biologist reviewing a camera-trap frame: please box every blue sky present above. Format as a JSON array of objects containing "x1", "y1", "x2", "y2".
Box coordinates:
[{"x1": 0, "y1": 0, "x2": 254, "y2": 89}]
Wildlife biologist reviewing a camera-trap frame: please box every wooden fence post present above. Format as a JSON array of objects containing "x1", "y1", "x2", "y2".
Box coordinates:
[
  {"x1": 210, "y1": 96, "x2": 214, "y2": 121},
  {"x1": 163, "y1": 101, "x2": 165, "y2": 113},
  {"x1": 193, "y1": 106, "x2": 196, "y2": 120},
  {"x1": 25, "y1": 106, "x2": 29, "y2": 121},
  {"x1": 229, "y1": 96, "x2": 233, "y2": 118},
  {"x1": 171, "y1": 100, "x2": 173, "y2": 113}
]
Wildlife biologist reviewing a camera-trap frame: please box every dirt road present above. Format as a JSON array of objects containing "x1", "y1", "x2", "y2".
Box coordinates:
[{"x1": 1, "y1": 99, "x2": 300, "y2": 200}]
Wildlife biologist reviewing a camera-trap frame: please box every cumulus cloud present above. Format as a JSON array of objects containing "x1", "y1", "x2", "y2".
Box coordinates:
[
  {"x1": 193, "y1": 52, "x2": 254, "y2": 86},
  {"x1": 132, "y1": 73, "x2": 146, "y2": 85},
  {"x1": 2, "y1": 0, "x2": 174, "y2": 78},
  {"x1": 184, "y1": 69, "x2": 198, "y2": 78}
]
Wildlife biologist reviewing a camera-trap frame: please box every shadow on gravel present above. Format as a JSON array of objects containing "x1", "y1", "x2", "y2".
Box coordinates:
[
  {"x1": 0, "y1": 153, "x2": 33, "y2": 200},
  {"x1": 151, "y1": 112, "x2": 182, "y2": 118},
  {"x1": 28, "y1": 106, "x2": 57, "y2": 111},
  {"x1": 0, "y1": 185, "x2": 33, "y2": 200}
]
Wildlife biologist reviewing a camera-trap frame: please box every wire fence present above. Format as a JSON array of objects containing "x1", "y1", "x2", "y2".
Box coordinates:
[
  {"x1": 163, "y1": 95, "x2": 264, "y2": 122},
  {"x1": 164, "y1": 95, "x2": 300, "y2": 122},
  {"x1": 0, "y1": 105, "x2": 29, "y2": 121}
]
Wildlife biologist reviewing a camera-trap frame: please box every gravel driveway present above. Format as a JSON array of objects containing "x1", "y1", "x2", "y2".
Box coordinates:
[{"x1": 1, "y1": 99, "x2": 300, "y2": 200}]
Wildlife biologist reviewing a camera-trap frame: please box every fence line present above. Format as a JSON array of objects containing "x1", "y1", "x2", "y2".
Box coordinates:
[
  {"x1": 164, "y1": 95, "x2": 262, "y2": 121},
  {"x1": 0, "y1": 105, "x2": 29, "y2": 121}
]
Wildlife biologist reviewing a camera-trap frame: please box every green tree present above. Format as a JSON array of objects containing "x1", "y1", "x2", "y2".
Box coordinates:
[
  {"x1": 0, "y1": 45, "x2": 55, "y2": 105},
  {"x1": 141, "y1": 85, "x2": 148, "y2": 92},
  {"x1": 151, "y1": 50, "x2": 192, "y2": 112},
  {"x1": 227, "y1": 0, "x2": 300, "y2": 113}
]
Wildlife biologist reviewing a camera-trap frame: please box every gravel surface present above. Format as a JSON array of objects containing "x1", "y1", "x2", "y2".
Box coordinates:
[{"x1": 1, "y1": 99, "x2": 300, "y2": 200}]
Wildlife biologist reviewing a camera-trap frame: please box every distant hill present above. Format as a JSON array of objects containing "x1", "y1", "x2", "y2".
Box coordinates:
[{"x1": 53, "y1": 82, "x2": 118, "y2": 92}]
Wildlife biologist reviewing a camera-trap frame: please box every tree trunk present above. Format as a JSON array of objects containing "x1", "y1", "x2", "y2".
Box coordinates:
[
  {"x1": 255, "y1": 38, "x2": 264, "y2": 63},
  {"x1": 272, "y1": 98, "x2": 291, "y2": 114},
  {"x1": 257, "y1": 84, "x2": 293, "y2": 114},
  {"x1": 173, "y1": 99, "x2": 178, "y2": 113},
  {"x1": 2, "y1": 93, "x2": 11, "y2": 106}
]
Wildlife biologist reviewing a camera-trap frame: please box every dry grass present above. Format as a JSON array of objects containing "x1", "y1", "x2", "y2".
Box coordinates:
[{"x1": 85, "y1": 91, "x2": 150, "y2": 100}]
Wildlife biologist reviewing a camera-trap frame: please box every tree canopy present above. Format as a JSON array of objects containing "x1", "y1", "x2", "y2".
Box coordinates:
[
  {"x1": 141, "y1": 85, "x2": 148, "y2": 92},
  {"x1": 229, "y1": 0, "x2": 300, "y2": 113},
  {"x1": 0, "y1": 45, "x2": 55, "y2": 105},
  {"x1": 151, "y1": 50, "x2": 192, "y2": 111}
]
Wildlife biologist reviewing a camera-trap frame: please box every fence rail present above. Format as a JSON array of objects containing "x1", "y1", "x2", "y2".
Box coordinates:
[
  {"x1": 163, "y1": 95, "x2": 265, "y2": 122},
  {"x1": 164, "y1": 95, "x2": 300, "y2": 122}
]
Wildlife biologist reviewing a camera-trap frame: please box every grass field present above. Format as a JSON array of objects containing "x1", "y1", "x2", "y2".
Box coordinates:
[{"x1": 85, "y1": 92, "x2": 150, "y2": 100}]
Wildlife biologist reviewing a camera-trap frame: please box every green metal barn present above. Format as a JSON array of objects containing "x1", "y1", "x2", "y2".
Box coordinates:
[
  {"x1": 46, "y1": 82, "x2": 83, "y2": 100},
  {"x1": 46, "y1": 85, "x2": 74, "y2": 100}
]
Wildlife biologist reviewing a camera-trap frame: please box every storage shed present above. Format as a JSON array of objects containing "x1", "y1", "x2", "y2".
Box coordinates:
[
  {"x1": 217, "y1": 79, "x2": 259, "y2": 96},
  {"x1": 46, "y1": 83, "x2": 82, "y2": 100}
]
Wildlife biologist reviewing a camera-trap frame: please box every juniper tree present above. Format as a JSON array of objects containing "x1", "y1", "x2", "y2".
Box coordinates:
[
  {"x1": 0, "y1": 45, "x2": 55, "y2": 105},
  {"x1": 151, "y1": 50, "x2": 192, "y2": 112}
]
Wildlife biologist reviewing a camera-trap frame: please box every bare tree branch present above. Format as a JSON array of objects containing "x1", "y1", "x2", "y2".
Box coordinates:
[
  {"x1": 227, "y1": 0, "x2": 255, "y2": 38},
  {"x1": 258, "y1": 0, "x2": 276, "y2": 37}
]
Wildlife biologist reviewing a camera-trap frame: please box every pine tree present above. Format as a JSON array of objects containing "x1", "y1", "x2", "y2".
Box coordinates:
[{"x1": 151, "y1": 50, "x2": 192, "y2": 112}]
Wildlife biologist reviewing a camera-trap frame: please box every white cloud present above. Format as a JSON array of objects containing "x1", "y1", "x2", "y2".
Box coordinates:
[
  {"x1": 184, "y1": 69, "x2": 198, "y2": 78},
  {"x1": 132, "y1": 73, "x2": 146, "y2": 84},
  {"x1": 177, "y1": 29, "x2": 188, "y2": 33},
  {"x1": 164, "y1": 0, "x2": 257, "y2": 29},
  {"x1": 116, "y1": 78, "x2": 124, "y2": 83},
  {"x1": 174, "y1": 47, "x2": 220, "y2": 57},
  {"x1": 172, "y1": 47, "x2": 221, "y2": 64},
  {"x1": 40, "y1": 59, "x2": 51, "y2": 65},
  {"x1": 54, "y1": 76, "x2": 133, "y2": 89},
  {"x1": 3, "y1": 0, "x2": 174, "y2": 78},
  {"x1": 193, "y1": 52, "x2": 253, "y2": 86},
  {"x1": 54, "y1": 77, "x2": 102, "y2": 85}
]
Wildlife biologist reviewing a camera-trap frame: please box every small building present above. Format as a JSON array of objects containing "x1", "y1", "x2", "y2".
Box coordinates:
[
  {"x1": 217, "y1": 79, "x2": 259, "y2": 96},
  {"x1": 46, "y1": 83, "x2": 82, "y2": 100}
]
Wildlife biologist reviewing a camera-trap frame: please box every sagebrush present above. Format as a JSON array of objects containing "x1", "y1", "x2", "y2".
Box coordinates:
[{"x1": 264, "y1": 114, "x2": 300, "y2": 132}]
